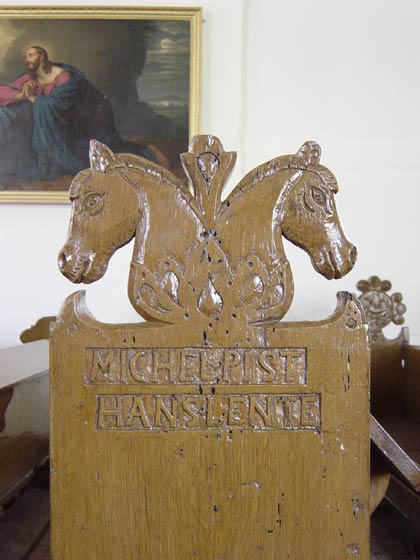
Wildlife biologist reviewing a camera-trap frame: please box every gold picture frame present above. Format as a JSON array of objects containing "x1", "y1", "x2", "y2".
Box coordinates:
[{"x1": 0, "y1": 6, "x2": 201, "y2": 203}]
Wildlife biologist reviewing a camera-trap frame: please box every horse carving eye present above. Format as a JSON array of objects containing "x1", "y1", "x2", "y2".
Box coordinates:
[
  {"x1": 81, "y1": 193, "x2": 104, "y2": 214},
  {"x1": 310, "y1": 186, "x2": 327, "y2": 207}
]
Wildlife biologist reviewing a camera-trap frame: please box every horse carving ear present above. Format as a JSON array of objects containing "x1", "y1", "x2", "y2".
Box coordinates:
[
  {"x1": 296, "y1": 141, "x2": 322, "y2": 166},
  {"x1": 89, "y1": 139, "x2": 117, "y2": 173}
]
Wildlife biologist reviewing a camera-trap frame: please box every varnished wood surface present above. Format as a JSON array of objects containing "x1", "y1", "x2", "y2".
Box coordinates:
[
  {"x1": 58, "y1": 137, "x2": 357, "y2": 324},
  {"x1": 17, "y1": 498, "x2": 410, "y2": 560},
  {"x1": 50, "y1": 294, "x2": 370, "y2": 559},
  {"x1": 52, "y1": 136, "x2": 368, "y2": 558}
]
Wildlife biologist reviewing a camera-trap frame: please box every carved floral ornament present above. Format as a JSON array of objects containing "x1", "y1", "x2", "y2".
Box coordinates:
[
  {"x1": 356, "y1": 275, "x2": 406, "y2": 340},
  {"x1": 58, "y1": 135, "x2": 357, "y2": 326}
]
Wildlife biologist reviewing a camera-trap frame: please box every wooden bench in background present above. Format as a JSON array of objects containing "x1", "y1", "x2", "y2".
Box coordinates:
[
  {"x1": 356, "y1": 276, "x2": 420, "y2": 554},
  {"x1": 0, "y1": 317, "x2": 54, "y2": 559}
]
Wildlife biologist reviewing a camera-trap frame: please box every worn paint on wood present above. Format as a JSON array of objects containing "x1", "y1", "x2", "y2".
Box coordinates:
[{"x1": 51, "y1": 136, "x2": 369, "y2": 559}]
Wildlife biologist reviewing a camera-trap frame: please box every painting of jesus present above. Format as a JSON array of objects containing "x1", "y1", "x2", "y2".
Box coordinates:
[{"x1": 0, "y1": 8, "x2": 201, "y2": 202}]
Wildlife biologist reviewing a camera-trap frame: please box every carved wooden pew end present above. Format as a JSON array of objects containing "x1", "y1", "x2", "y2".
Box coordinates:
[{"x1": 51, "y1": 136, "x2": 369, "y2": 558}]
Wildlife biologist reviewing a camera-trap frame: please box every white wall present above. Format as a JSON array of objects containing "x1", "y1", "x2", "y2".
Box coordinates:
[{"x1": 1, "y1": 0, "x2": 420, "y2": 346}]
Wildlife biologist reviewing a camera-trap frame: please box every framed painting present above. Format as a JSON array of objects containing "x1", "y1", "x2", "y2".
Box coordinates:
[{"x1": 0, "y1": 6, "x2": 201, "y2": 203}]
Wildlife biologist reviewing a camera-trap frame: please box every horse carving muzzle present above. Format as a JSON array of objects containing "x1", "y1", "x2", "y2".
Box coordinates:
[
  {"x1": 313, "y1": 241, "x2": 357, "y2": 280},
  {"x1": 58, "y1": 243, "x2": 108, "y2": 284}
]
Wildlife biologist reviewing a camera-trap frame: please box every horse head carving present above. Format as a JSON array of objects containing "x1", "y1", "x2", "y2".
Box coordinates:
[{"x1": 58, "y1": 135, "x2": 356, "y2": 325}]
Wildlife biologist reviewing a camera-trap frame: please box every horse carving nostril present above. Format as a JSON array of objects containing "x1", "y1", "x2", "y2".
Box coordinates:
[
  {"x1": 58, "y1": 251, "x2": 67, "y2": 271},
  {"x1": 349, "y1": 246, "x2": 357, "y2": 265}
]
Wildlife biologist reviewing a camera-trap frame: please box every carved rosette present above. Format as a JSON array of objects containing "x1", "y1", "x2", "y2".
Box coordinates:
[{"x1": 356, "y1": 276, "x2": 406, "y2": 341}]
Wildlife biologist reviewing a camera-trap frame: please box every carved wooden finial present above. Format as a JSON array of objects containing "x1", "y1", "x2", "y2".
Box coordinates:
[{"x1": 356, "y1": 275, "x2": 406, "y2": 341}]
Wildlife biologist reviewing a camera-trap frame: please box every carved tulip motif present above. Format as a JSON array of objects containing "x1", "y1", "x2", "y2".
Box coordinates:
[{"x1": 197, "y1": 276, "x2": 223, "y2": 318}]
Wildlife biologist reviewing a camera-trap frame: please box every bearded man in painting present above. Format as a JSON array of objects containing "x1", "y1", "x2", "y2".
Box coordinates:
[{"x1": 0, "y1": 46, "x2": 158, "y2": 184}]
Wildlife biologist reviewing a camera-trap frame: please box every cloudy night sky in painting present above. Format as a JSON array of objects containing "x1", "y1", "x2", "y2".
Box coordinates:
[{"x1": 137, "y1": 21, "x2": 190, "y2": 128}]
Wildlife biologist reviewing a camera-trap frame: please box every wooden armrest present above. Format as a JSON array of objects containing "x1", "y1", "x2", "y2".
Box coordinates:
[{"x1": 370, "y1": 414, "x2": 420, "y2": 491}]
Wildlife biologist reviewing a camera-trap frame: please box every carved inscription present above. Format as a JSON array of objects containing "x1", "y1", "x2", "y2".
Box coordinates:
[
  {"x1": 86, "y1": 347, "x2": 307, "y2": 385},
  {"x1": 96, "y1": 393, "x2": 321, "y2": 431}
]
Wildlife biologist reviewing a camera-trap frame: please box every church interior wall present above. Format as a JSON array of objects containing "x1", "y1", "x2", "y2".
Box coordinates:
[{"x1": 1, "y1": 0, "x2": 419, "y2": 346}]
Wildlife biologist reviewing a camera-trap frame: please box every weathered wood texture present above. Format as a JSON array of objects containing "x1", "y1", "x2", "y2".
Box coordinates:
[{"x1": 52, "y1": 136, "x2": 369, "y2": 559}]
